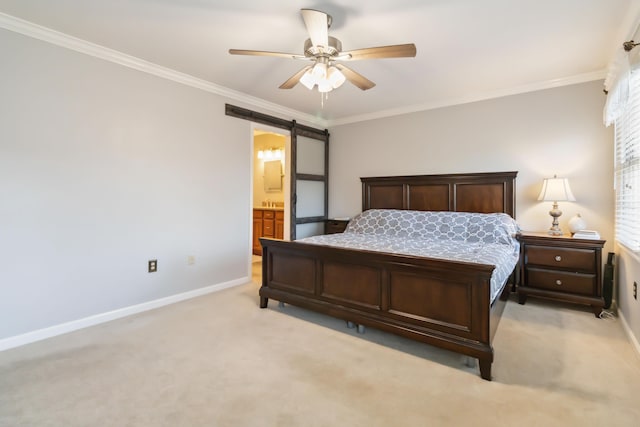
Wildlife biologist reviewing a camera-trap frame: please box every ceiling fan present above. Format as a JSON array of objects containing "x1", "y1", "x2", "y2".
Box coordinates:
[{"x1": 229, "y1": 9, "x2": 416, "y2": 93}]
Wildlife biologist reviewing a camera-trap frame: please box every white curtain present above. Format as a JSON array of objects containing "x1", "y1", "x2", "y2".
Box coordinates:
[{"x1": 604, "y1": 40, "x2": 640, "y2": 127}]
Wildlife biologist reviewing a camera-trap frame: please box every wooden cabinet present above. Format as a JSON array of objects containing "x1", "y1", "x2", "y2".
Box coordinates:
[
  {"x1": 253, "y1": 209, "x2": 284, "y2": 255},
  {"x1": 275, "y1": 214, "x2": 284, "y2": 240},
  {"x1": 325, "y1": 219, "x2": 349, "y2": 234},
  {"x1": 252, "y1": 210, "x2": 264, "y2": 255},
  {"x1": 263, "y1": 210, "x2": 275, "y2": 238},
  {"x1": 517, "y1": 232, "x2": 606, "y2": 317}
]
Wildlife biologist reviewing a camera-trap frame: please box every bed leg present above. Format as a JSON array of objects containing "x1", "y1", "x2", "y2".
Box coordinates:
[
  {"x1": 346, "y1": 321, "x2": 355, "y2": 329},
  {"x1": 518, "y1": 292, "x2": 527, "y2": 305},
  {"x1": 278, "y1": 301, "x2": 285, "y2": 308},
  {"x1": 357, "y1": 324, "x2": 366, "y2": 334},
  {"x1": 259, "y1": 297, "x2": 268, "y2": 308},
  {"x1": 478, "y1": 359, "x2": 492, "y2": 381}
]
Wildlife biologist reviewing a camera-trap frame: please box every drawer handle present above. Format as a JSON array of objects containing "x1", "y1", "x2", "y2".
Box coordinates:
[
  {"x1": 555, "y1": 256, "x2": 562, "y2": 262},
  {"x1": 556, "y1": 280, "x2": 562, "y2": 286}
]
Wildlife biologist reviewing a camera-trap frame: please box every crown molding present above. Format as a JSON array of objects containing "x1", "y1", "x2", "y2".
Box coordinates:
[
  {"x1": 0, "y1": 12, "x2": 607, "y2": 129},
  {"x1": 0, "y1": 12, "x2": 327, "y2": 128},
  {"x1": 328, "y1": 70, "x2": 606, "y2": 127}
]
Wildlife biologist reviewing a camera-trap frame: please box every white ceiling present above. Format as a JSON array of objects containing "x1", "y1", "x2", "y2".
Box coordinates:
[{"x1": 0, "y1": 0, "x2": 637, "y2": 126}]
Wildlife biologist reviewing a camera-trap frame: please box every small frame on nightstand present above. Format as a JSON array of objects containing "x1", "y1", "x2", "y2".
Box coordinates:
[{"x1": 517, "y1": 232, "x2": 606, "y2": 318}]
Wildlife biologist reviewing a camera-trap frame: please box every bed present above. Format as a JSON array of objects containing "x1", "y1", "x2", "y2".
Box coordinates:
[{"x1": 259, "y1": 171, "x2": 518, "y2": 380}]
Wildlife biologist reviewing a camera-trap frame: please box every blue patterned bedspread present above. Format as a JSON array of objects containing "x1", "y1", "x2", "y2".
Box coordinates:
[{"x1": 297, "y1": 210, "x2": 520, "y2": 303}]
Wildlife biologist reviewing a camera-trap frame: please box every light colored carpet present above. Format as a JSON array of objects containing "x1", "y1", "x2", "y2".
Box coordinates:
[{"x1": 1, "y1": 265, "x2": 639, "y2": 426}]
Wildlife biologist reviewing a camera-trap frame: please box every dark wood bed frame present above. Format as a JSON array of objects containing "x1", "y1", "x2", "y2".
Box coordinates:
[{"x1": 259, "y1": 171, "x2": 518, "y2": 380}]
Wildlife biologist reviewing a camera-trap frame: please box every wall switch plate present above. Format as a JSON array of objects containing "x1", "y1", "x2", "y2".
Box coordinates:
[
  {"x1": 148, "y1": 259, "x2": 157, "y2": 273},
  {"x1": 187, "y1": 255, "x2": 195, "y2": 265}
]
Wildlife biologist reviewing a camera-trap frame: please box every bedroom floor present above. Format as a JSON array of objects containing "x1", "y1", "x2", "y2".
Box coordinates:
[{"x1": 1, "y1": 264, "x2": 639, "y2": 426}]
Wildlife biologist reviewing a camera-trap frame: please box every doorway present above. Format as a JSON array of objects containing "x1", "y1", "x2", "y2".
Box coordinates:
[{"x1": 251, "y1": 124, "x2": 290, "y2": 269}]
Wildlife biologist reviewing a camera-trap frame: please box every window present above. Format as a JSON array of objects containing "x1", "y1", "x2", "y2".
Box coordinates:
[{"x1": 614, "y1": 68, "x2": 640, "y2": 251}]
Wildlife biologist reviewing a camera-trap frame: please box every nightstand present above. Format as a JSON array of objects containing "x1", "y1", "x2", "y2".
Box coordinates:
[
  {"x1": 517, "y1": 232, "x2": 606, "y2": 317},
  {"x1": 325, "y1": 219, "x2": 349, "y2": 234}
]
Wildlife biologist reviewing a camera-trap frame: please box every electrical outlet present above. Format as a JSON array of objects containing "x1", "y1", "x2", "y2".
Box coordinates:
[
  {"x1": 148, "y1": 259, "x2": 157, "y2": 273},
  {"x1": 634, "y1": 282, "x2": 637, "y2": 300},
  {"x1": 187, "y1": 255, "x2": 195, "y2": 265}
]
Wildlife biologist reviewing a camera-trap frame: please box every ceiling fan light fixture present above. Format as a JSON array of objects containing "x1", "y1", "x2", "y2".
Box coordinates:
[
  {"x1": 327, "y1": 66, "x2": 346, "y2": 89},
  {"x1": 317, "y1": 80, "x2": 333, "y2": 93},
  {"x1": 299, "y1": 69, "x2": 316, "y2": 90},
  {"x1": 311, "y1": 61, "x2": 327, "y2": 80}
]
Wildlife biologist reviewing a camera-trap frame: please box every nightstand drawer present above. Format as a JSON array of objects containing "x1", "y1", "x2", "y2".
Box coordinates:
[
  {"x1": 525, "y1": 245, "x2": 595, "y2": 271},
  {"x1": 527, "y1": 267, "x2": 596, "y2": 295}
]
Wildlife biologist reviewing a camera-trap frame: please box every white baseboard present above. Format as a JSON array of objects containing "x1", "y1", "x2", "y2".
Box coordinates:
[
  {"x1": 619, "y1": 309, "x2": 640, "y2": 361},
  {"x1": 0, "y1": 277, "x2": 248, "y2": 352}
]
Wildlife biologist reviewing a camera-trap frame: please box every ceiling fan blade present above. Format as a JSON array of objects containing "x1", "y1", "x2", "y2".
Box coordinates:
[
  {"x1": 334, "y1": 64, "x2": 375, "y2": 90},
  {"x1": 279, "y1": 66, "x2": 313, "y2": 89},
  {"x1": 341, "y1": 43, "x2": 417, "y2": 60},
  {"x1": 229, "y1": 49, "x2": 307, "y2": 60},
  {"x1": 301, "y1": 9, "x2": 329, "y2": 48}
]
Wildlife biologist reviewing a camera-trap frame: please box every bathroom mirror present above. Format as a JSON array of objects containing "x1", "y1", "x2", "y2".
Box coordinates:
[{"x1": 264, "y1": 160, "x2": 282, "y2": 192}]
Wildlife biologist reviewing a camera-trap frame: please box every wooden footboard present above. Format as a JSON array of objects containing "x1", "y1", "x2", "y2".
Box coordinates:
[{"x1": 259, "y1": 238, "x2": 510, "y2": 380}]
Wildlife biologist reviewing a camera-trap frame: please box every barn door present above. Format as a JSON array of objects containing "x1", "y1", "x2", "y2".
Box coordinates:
[
  {"x1": 224, "y1": 105, "x2": 329, "y2": 241},
  {"x1": 290, "y1": 123, "x2": 329, "y2": 240}
]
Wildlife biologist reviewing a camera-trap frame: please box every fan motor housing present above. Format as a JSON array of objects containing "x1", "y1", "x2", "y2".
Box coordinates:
[{"x1": 304, "y1": 36, "x2": 342, "y2": 57}]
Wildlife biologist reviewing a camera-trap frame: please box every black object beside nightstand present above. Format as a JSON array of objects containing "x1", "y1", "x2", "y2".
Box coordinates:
[
  {"x1": 517, "y1": 232, "x2": 606, "y2": 318},
  {"x1": 325, "y1": 219, "x2": 349, "y2": 234}
]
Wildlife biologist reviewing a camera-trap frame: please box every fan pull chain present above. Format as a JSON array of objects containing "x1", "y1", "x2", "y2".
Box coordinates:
[{"x1": 320, "y1": 91, "x2": 329, "y2": 108}]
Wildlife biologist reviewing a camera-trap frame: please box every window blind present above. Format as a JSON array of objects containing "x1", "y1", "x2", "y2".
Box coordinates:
[{"x1": 614, "y1": 68, "x2": 640, "y2": 251}]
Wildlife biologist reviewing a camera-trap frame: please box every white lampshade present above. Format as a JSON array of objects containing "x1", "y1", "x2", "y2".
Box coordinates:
[
  {"x1": 300, "y1": 69, "x2": 315, "y2": 90},
  {"x1": 537, "y1": 176, "x2": 576, "y2": 202},
  {"x1": 311, "y1": 62, "x2": 327, "y2": 80},
  {"x1": 317, "y1": 80, "x2": 333, "y2": 93},
  {"x1": 327, "y1": 66, "x2": 346, "y2": 89}
]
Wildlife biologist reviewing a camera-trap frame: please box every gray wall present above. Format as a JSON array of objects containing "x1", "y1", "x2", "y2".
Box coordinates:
[
  {"x1": 0, "y1": 29, "x2": 253, "y2": 340},
  {"x1": 617, "y1": 246, "x2": 640, "y2": 351},
  {"x1": 329, "y1": 81, "x2": 614, "y2": 249},
  {"x1": 329, "y1": 81, "x2": 640, "y2": 347}
]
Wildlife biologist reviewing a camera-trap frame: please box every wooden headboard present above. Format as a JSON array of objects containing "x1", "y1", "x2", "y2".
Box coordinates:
[{"x1": 361, "y1": 171, "x2": 517, "y2": 218}]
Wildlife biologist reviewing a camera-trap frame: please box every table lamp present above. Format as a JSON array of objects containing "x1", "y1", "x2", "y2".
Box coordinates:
[{"x1": 537, "y1": 175, "x2": 576, "y2": 236}]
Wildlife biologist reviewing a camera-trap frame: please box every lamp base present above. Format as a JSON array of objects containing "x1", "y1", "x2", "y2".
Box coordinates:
[
  {"x1": 547, "y1": 202, "x2": 564, "y2": 236},
  {"x1": 547, "y1": 227, "x2": 563, "y2": 236}
]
